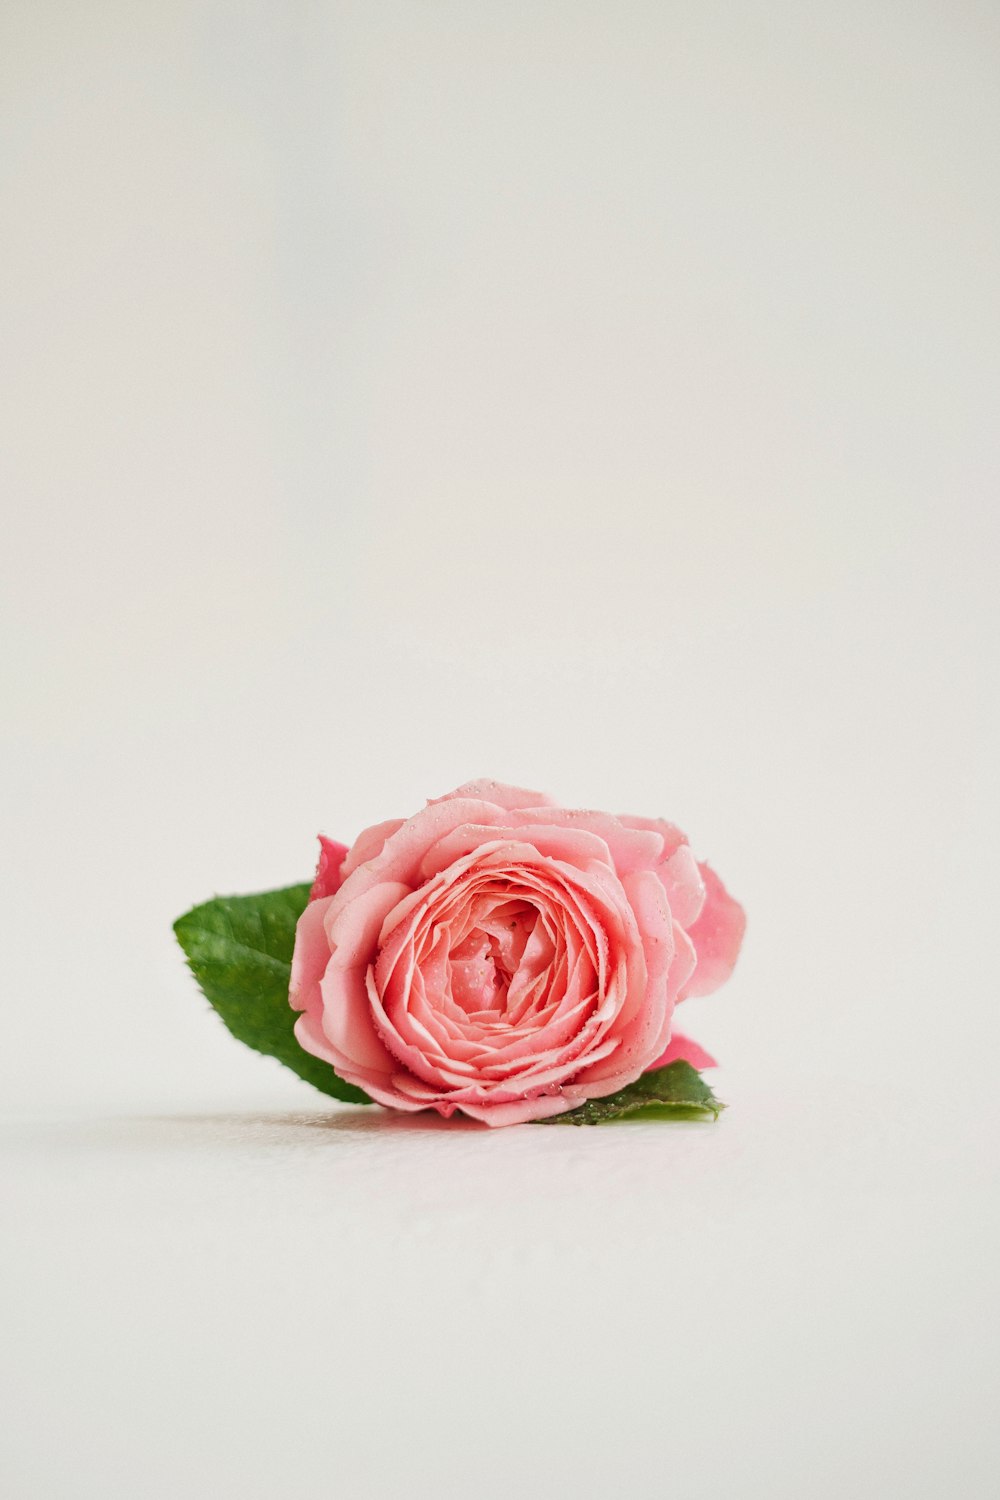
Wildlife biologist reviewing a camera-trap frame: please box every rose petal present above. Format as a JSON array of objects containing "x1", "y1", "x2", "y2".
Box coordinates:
[
  {"x1": 512, "y1": 807, "x2": 664, "y2": 873},
  {"x1": 340, "y1": 819, "x2": 405, "y2": 878},
  {"x1": 293, "y1": 1009, "x2": 342, "y2": 1070},
  {"x1": 418, "y1": 823, "x2": 614, "y2": 881},
  {"x1": 318, "y1": 963, "x2": 399, "y2": 1077},
  {"x1": 366, "y1": 799, "x2": 508, "y2": 886},
  {"x1": 657, "y1": 844, "x2": 706, "y2": 928},
  {"x1": 646, "y1": 1031, "x2": 718, "y2": 1071},
  {"x1": 617, "y1": 813, "x2": 688, "y2": 859},
  {"x1": 429, "y1": 779, "x2": 555, "y2": 810},
  {"x1": 326, "y1": 880, "x2": 411, "y2": 969},
  {"x1": 309, "y1": 836, "x2": 349, "y2": 901},
  {"x1": 457, "y1": 1093, "x2": 574, "y2": 1126},
  {"x1": 289, "y1": 895, "x2": 336, "y2": 1020},
  {"x1": 682, "y1": 863, "x2": 746, "y2": 997},
  {"x1": 669, "y1": 923, "x2": 698, "y2": 1002}
]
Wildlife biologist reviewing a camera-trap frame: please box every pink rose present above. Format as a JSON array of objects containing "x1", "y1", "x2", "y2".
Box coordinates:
[{"x1": 290, "y1": 780, "x2": 745, "y2": 1126}]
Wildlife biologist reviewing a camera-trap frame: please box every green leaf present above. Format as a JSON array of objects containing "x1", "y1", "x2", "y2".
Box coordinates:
[
  {"x1": 537, "y1": 1059, "x2": 725, "y2": 1126},
  {"x1": 173, "y1": 883, "x2": 372, "y2": 1105}
]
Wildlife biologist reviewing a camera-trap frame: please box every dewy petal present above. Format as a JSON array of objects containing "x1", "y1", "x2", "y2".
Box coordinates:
[
  {"x1": 366, "y1": 798, "x2": 509, "y2": 885},
  {"x1": 643, "y1": 982, "x2": 675, "y2": 1068},
  {"x1": 319, "y1": 963, "x2": 399, "y2": 1077},
  {"x1": 646, "y1": 1031, "x2": 718, "y2": 1071},
  {"x1": 511, "y1": 807, "x2": 664, "y2": 874},
  {"x1": 289, "y1": 895, "x2": 336, "y2": 1020},
  {"x1": 568, "y1": 873, "x2": 670, "y2": 1096},
  {"x1": 657, "y1": 844, "x2": 706, "y2": 929},
  {"x1": 294, "y1": 1008, "x2": 344, "y2": 1070},
  {"x1": 620, "y1": 869, "x2": 674, "y2": 987},
  {"x1": 682, "y1": 862, "x2": 747, "y2": 998},
  {"x1": 340, "y1": 819, "x2": 405, "y2": 878},
  {"x1": 309, "y1": 836, "x2": 349, "y2": 901},
  {"x1": 418, "y1": 823, "x2": 615, "y2": 882},
  {"x1": 617, "y1": 813, "x2": 688, "y2": 859},
  {"x1": 499, "y1": 1032, "x2": 621, "y2": 1092},
  {"x1": 339, "y1": 1071, "x2": 429, "y2": 1114},
  {"x1": 668, "y1": 923, "x2": 698, "y2": 1003},
  {"x1": 326, "y1": 880, "x2": 410, "y2": 969},
  {"x1": 374, "y1": 852, "x2": 490, "y2": 996},
  {"x1": 428, "y1": 779, "x2": 556, "y2": 810},
  {"x1": 457, "y1": 1093, "x2": 574, "y2": 1126}
]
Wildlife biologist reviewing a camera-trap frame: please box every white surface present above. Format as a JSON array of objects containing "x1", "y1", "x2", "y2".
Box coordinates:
[
  {"x1": 2, "y1": 2, "x2": 999, "y2": 1495},
  {"x1": 4, "y1": 1075, "x2": 998, "y2": 1498}
]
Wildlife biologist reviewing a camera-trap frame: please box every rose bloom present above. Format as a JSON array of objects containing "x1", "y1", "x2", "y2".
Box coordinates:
[{"x1": 290, "y1": 780, "x2": 745, "y2": 1126}]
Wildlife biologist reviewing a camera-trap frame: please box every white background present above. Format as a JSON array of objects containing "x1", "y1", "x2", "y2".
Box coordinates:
[{"x1": 2, "y1": 3, "x2": 998, "y2": 1496}]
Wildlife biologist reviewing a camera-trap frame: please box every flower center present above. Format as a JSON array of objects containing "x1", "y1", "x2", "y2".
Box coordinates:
[
  {"x1": 446, "y1": 902, "x2": 537, "y2": 1021},
  {"x1": 448, "y1": 931, "x2": 510, "y2": 1014}
]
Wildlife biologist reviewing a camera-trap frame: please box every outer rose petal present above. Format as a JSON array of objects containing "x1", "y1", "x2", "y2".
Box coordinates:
[
  {"x1": 289, "y1": 895, "x2": 336, "y2": 1021},
  {"x1": 657, "y1": 845, "x2": 706, "y2": 929},
  {"x1": 510, "y1": 807, "x2": 664, "y2": 873},
  {"x1": 326, "y1": 880, "x2": 411, "y2": 969},
  {"x1": 456, "y1": 1092, "x2": 575, "y2": 1126},
  {"x1": 647, "y1": 1031, "x2": 717, "y2": 1072},
  {"x1": 429, "y1": 779, "x2": 556, "y2": 810},
  {"x1": 340, "y1": 819, "x2": 405, "y2": 878},
  {"x1": 617, "y1": 813, "x2": 688, "y2": 859},
  {"x1": 309, "y1": 837, "x2": 349, "y2": 901},
  {"x1": 417, "y1": 823, "x2": 614, "y2": 881},
  {"x1": 668, "y1": 923, "x2": 697, "y2": 1002},
  {"x1": 320, "y1": 964, "x2": 400, "y2": 1078},
  {"x1": 362, "y1": 798, "x2": 509, "y2": 887},
  {"x1": 682, "y1": 863, "x2": 746, "y2": 997}
]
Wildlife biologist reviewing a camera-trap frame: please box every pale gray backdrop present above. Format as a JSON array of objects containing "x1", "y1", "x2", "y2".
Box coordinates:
[{"x1": 2, "y1": 3, "x2": 998, "y2": 1497}]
